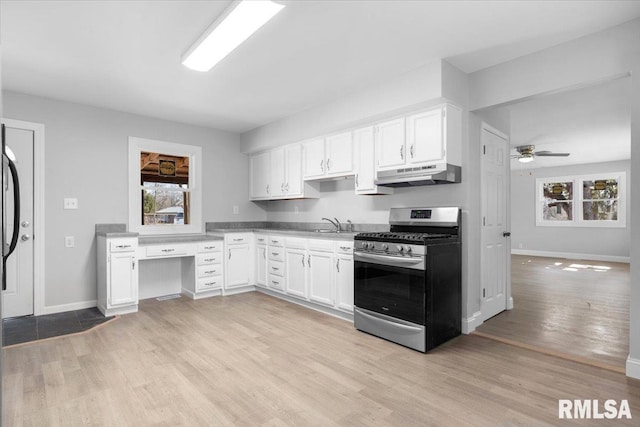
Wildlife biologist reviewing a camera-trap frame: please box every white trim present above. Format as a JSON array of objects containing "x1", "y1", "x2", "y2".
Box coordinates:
[
  {"x1": 511, "y1": 249, "x2": 630, "y2": 264},
  {"x1": 2, "y1": 118, "x2": 46, "y2": 316},
  {"x1": 462, "y1": 311, "x2": 483, "y2": 334},
  {"x1": 625, "y1": 356, "x2": 640, "y2": 379},
  {"x1": 40, "y1": 299, "x2": 97, "y2": 315},
  {"x1": 256, "y1": 287, "x2": 353, "y2": 322},
  {"x1": 128, "y1": 136, "x2": 203, "y2": 235}
]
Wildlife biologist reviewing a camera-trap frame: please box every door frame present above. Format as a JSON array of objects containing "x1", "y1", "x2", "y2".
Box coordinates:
[
  {"x1": 2, "y1": 118, "x2": 45, "y2": 316},
  {"x1": 480, "y1": 122, "x2": 513, "y2": 322}
]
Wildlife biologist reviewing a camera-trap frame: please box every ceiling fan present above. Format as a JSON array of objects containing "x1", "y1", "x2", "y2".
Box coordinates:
[{"x1": 511, "y1": 145, "x2": 570, "y2": 163}]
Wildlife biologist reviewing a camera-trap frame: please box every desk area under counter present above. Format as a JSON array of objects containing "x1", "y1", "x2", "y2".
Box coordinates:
[{"x1": 96, "y1": 224, "x2": 224, "y2": 316}]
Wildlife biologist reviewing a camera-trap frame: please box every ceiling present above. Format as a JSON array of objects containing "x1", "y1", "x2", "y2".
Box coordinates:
[
  {"x1": 2, "y1": 1, "x2": 640, "y2": 134},
  {"x1": 503, "y1": 77, "x2": 631, "y2": 170}
]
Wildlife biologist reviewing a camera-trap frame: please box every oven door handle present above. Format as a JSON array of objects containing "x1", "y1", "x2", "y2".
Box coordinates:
[
  {"x1": 355, "y1": 308, "x2": 424, "y2": 332},
  {"x1": 354, "y1": 252, "x2": 423, "y2": 267}
]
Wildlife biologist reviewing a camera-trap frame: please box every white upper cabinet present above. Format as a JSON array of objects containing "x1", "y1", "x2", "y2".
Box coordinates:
[
  {"x1": 375, "y1": 104, "x2": 462, "y2": 172},
  {"x1": 270, "y1": 147, "x2": 286, "y2": 198},
  {"x1": 250, "y1": 144, "x2": 318, "y2": 201},
  {"x1": 304, "y1": 132, "x2": 354, "y2": 180},
  {"x1": 250, "y1": 151, "x2": 270, "y2": 199},
  {"x1": 325, "y1": 131, "x2": 353, "y2": 176},
  {"x1": 303, "y1": 138, "x2": 325, "y2": 179},
  {"x1": 354, "y1": 126, "x2": 393, "y2": 195},
  {"x1": 375, "y1": 117, "x2": 406, "y2": 170}
]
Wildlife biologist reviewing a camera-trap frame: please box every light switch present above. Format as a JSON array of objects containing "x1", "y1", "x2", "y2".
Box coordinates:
[
  {"x1": 233, "y1": 205, "x2": 239, "y2": 214},
  {"x1": 64, "y1": 198, "x2": 78, "y2": 209},
  {"x1": 65, "y1": 236, "x2": 75, "y2": 248}
]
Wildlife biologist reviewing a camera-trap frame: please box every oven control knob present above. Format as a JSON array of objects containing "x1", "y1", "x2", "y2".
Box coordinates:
[
  {"x1": 405, "y1": 246, "x2": 412, "y2": 253},
  {"x1": 382, "y1": 243, "x2": 389, "y2": 251},
  {"x1": 396, "y1": 245, "x2": 403, "y2": 252}
]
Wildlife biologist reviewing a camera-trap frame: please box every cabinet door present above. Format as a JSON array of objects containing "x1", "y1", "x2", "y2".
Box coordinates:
[
  {"x1": 325, "y1": 131, "x2": 353, "y2": 175},
  {"x1": 407, "y1": 108, "x2": 444, "y2": 165},
  {"x1": 303, "y1": 138, "x2": 326, "y2": 179},
  {"x1": 308, "y1": 250, "x2": 334, "y2": 306},
  {"x1": 354, "y1": 126, "x2": 375, "y2": 193},
  {"x1": 109, "y1": 252, "x2": 138, "y2": 306},
  {"x1": 335, "y1": 254, "x2": 354, "y2": 312},
  {"x1": 250, "y1": 151, "x2": 270, "y2": 199},
  {"x1": 285, "y1": 248, "x2": 307, "y2": 299},
  {"x1": 375, "y1": 117, "x2": 405, "y2": 170},
  {"x1": 226, "y1": 244, "x2": 251, "y2": 288},
  {"x1": 256, "y1": 245, "x2": 267, "y2": 286},
  {"x1": 270, "y1": 147, "x2": 286, "y2": 198},
  {"x1": 285, "y1": 144, "x2": 303, "y2": 197}
]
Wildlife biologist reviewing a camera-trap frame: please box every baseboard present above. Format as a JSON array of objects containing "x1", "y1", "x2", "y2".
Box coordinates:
[
  {"x1": 40, "y1": 299, "x2": 97, "y2": 315},
  {"x1": 511, "y1": 249, "x2": 630, "y2": 264},
  {"x1": 626, "y1": 356, "x2": 640, "y2": 379},
  {"x1": 256, "y1": 287, "x2": 353, "y2": 322},
  {"x1": 462, "y1": 311, "x2": 483, "y2": 334}
]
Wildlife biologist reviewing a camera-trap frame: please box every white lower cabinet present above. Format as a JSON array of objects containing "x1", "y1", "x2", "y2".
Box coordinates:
[
  {"x1": 285, "y1": 246, "x2": 307, "y2": 298},
  {"x1": 308, "y1": 249, "x2": 335, "y2": 307},
  {"x1": 224, "y1": 234, "x2": 253, "y2": 291},
  {"x1": 256, "y1": 244, "x2": 267, "y2": 287},
  {"x1": 97, "y1": 236, "x2": 139, "y2": 316},
  {"x1": 335, "y1": 242, "x2": 354, "y2": 313}
]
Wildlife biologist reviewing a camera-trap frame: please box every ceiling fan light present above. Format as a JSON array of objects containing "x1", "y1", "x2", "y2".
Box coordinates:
[
  {"x1": 518, "y1": 154, "x2": 534, "y2": 163},
  {"x1": 182, "y1": 0, "x2": 285, "y2": 72}
]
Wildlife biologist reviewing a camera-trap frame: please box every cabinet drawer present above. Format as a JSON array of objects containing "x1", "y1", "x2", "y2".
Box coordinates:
[
  {"x1": 198, "y1": 241, "x2": 222, "y2": 252},
  {"x1": 196, "y1": 276, "x2": 222, "y2": 292},
  {"x1": 197, "y1": 265, "x2": 222, "y2": 278},
  {"x1": 225, "y1": 234, "x2": 252, "y2": 244},
  {"x1": 269, "y1": 236, "x2": 284, "y2": 247},
  {"x1": 268, "y1": 246, "x2": 284, "y2": 262},
  {"x1": 308, "y1": 239, "x2": 334, "y2": 252},
  {"x1": 269, "y1": 260, "x2": 284, "y2": 277},
  {"x1": 255, "y1": 235, "x2": 268, "y2": 245},
  {"x1": 146, "y1": 244, "x2": 187, "y2": 257},
  {"x1": 336, "y1": 241, "x2": 354, "y2": 254},
  {"x1": 268, "y1": 274, "x2": 285, "y2": 291},
  {"x1": 197, "y1": 253, "x2": 221, "y2": 265},
  {"x1": 285, "y1": 237, "x2": 306, "y2": 250},
  {"x1": 109, "y1": 238, "x2": 137, "y2": 253}
]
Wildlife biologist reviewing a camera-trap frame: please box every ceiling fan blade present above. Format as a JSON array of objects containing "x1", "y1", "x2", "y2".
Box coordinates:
[{"x1": 535, "y1": 152, "x2": 570, "y2": 157}]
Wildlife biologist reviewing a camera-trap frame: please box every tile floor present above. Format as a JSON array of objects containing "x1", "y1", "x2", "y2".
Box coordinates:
[{"x1": 2, "y1": 307, "x2": 112, "y2": 346}]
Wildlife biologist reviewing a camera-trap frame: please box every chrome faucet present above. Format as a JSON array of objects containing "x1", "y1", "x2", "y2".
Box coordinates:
[
  {"x1": 321, "y1": 217, "x2": 341, "y2": 232},
  {"x1": 346, "y1": 219, "x2": 353, "y2": 232}
]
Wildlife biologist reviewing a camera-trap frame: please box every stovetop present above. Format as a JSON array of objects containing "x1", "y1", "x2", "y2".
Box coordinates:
[{"x1": 355, "y1": 231, "x2": 456, "y2": 245}]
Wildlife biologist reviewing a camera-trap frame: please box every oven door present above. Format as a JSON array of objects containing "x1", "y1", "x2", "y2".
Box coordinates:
[{"x1": 354, "y1": 253, "x2": 425, "y2": 325}]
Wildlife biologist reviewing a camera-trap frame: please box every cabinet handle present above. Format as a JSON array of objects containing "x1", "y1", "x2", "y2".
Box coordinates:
[
  {"x1": 229, "y1": 249, "x2": 231, "y2": 260},
  {"x1": 301, "y1": 254, "x2": 305, "y2": 267},
  {"x1": 400, "y1": 145, "x2": 404, "y2": 160},
  {"x1": 340, "y1": 246, "x2": 350, "y2": 251},
  {"x1": 272, "y1": 267, "x2": 279, "y2": 271},
  {"x1": 132, "y1": 260, "x2": 136, "y2": 270},
  {"x1": 204, "y1": 258, "x2": 214, "y2": 262},
  {"x1": 266, "y1": 184, "x2": 270, "y2": 194},
  {"x1": 162, "y1": 248, "x2": 175, "y2": 252},
  {"x1": 116, "y1": 244, "x2": 131, "y2": 249},
  {"x1": 272, "y1": 252, "x2": 279, "y2": 256},
  {"x1": 204, "y1": 246, "x2": 215, "y2": 250},
  {"x1": 355, "y1": 174, "x2": 359, "y2": 186},
  {"x1": 281, "y1": 182, "x2": 285, "y2": 192},
  {"x1": 205, "y1": 270, "x2": 215, "y2": 275},
  {"x1": 263, "y1": 250, "x2": 266, "y2": 259},
  {"x1": 285, "y1": 183, "x2": 289, "y2": 192},
  {"x1": 336, "y1": 259, "x2": 340, "y2": 272},
  {"x1": 327, "y1": 158, "x2": 331, "y2": 170},
  {"x1": 272, "y1": 280, "x2": 280, "y2": 285},
  {"x1": 410, "y1": 145, "x2": 414, "y2": 159},
  {"x1": 308, "y1": 254, "x2": 311, "y2": 268},
  {"x1": 320, "y1": 159, "x2": 324, "y2": 172}
]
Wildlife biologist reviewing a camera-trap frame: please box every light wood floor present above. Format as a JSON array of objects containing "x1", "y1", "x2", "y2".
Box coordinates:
[
  {"x1": 477, "y1": 255, "x2": 630, "y2": 369},
  {"x1": 4, "y1": 291, "x2": 640, "y2": 426}
]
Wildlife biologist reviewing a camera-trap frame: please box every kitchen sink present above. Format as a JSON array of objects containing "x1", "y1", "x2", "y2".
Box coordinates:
[{"x1": 314, "y1": 229, "x2": 340, "y2": 233}]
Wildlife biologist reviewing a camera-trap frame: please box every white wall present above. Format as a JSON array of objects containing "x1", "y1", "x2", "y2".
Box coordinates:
[
  {"x1": 468, "y1": 18, "x2": 640, "y2": 377},
  {"x1": 510, "y1": 160, "x2": 630, "y2": 261},
  {"x1": 2, "y1": 91, "x2": 266, "y2": 311}
]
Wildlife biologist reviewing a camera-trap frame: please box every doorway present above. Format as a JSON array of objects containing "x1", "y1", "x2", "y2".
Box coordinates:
[
  {"x1": 476, "y1": 77, "x2": 631, "y2": 370},
  {"x1": 2, "y1": 119, "x2": 44, "y2": 319}
]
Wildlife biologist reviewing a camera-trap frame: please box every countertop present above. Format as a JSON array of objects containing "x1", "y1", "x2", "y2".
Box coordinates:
[
  {"x1": 95, "y1": 232, "x2": 139, "y2": 238},
  {"x1": 138, "y1": 234, "x2": 223, "y2": 246},
  {"x1": 208, "y1": 228, "x2": 358, "y2": 240}
]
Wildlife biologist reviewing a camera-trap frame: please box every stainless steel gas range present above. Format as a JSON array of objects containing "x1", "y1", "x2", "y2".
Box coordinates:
[{"x1": 353, "y1": 207, "x2": 461, "y2": 352}]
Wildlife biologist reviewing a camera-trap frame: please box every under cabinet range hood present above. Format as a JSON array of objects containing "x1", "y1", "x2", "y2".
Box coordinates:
[{"x1": 374, "y1": 164, "x2": 461, "y2": 187}]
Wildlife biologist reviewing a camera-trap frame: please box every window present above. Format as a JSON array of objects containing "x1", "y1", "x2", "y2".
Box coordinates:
[
  {"x1": 129, "y1": 137, "x2": 202, "y2": 235},
  {"x1": 536, "y1": 172, "x2": 625, "y2": 228}
]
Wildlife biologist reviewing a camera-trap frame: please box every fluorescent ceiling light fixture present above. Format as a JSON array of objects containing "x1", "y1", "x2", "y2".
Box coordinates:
[{"x1": 182, "y1": 0, "x2": 285, "y2": 72}]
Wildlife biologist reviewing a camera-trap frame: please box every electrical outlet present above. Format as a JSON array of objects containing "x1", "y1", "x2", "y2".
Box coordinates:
[
  {"x1": 233, "y1": 205, "x2": 239, "y2": 214},
  {"x1": 294, "y1": 205, "x2": 299, "y2": 214},
  {"x1": 63, "y1": 198, "x2": 78, "y2": 209},
  {"x1": 518, "y1": 243, "x2": 523, "y2": 249},
  {"x1": 65, "y1": 236, "x2": 75, "y2": 248}
]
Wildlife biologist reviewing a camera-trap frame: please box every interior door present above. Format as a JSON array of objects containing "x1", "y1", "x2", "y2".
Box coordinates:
[
  {"x1": 2, "y1": 126, "x2": 34, "y2": 318},
  {"x1": 480, "y1": 124, "x2": 510, "y2": 321}
]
